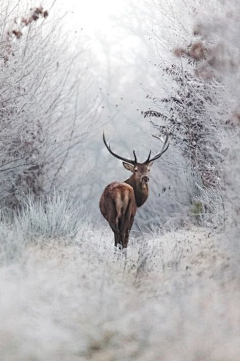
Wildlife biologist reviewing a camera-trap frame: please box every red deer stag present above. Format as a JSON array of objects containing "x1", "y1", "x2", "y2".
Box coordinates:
[{"x1": 99, "y1": 132, "x2": 169, "y2": 249}]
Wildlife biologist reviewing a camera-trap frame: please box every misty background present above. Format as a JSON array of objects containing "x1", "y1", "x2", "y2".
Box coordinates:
[
  {"x1": 44, "y1": 0, "x2": 192, "y2": 230},
  {"x1": 1, "y1": 1, "x2": 240, "y2": 360}
]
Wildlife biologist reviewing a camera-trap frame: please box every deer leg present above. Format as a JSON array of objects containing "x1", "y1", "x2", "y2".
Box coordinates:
[
  {"x1": 114, "y1": 232, "x2": 121, "y2": 248},
  {"x1": 108, "y1": 210, "x2": 122, "y2": 249},
  {"x1": 115, "y1": 215, "x2": 125, "y2": 249},
  {"x1": 122, "y1": 214, "x2": 135, "y2": 248},
  {"x1": 123, "y1": 227, "x2": 131, "y2": 248},
  {"x1": 119, "y1": 207, "x2": 130, "y2": 249},
  {"x1": 114, "y1": 233, "x2": 125, "y2": 260},
  {"x1": 121, "y1": 231, "x2": 127, "y2": 249}
]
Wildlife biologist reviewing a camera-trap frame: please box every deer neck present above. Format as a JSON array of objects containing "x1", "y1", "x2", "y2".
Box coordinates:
[{"x1": 124, "y1": 176, "x2": 149, "y2": 207}]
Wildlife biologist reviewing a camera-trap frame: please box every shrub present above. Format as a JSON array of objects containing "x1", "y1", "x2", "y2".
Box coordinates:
[{"x1": 15, "y1": 191, "x2": 83, "y2": 239}]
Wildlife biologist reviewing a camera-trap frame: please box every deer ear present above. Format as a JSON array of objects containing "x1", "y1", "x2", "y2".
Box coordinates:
[
  {"x1": 122, "y1": 162, "x2": 135, "y2": 172},
  {"x1": 148, "y1": 161, "x2": 154, "y2": 167}
]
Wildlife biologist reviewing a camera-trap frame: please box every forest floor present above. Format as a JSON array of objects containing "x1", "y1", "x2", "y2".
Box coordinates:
[{"x1": 0, "y1": 225, "x2": 239, "y2": 361}]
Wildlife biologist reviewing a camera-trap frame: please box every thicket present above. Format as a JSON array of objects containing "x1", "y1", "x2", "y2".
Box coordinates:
[
  {"x1": 144, "y1": 0, "x2": 238, "y2": 228},
  {"x1": 0, "y1": 1, "x2": 89, "y2": 212}
]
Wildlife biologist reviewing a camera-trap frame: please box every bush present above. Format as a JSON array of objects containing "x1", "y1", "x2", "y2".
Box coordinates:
[{"x1": 15, "y1": 191, "x2": 83, "y2": 239}]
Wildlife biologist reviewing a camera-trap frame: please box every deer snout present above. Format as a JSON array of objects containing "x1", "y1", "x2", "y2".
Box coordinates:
[{"x1": 142, "y1": 176, "x2": 149, "y2": 183}]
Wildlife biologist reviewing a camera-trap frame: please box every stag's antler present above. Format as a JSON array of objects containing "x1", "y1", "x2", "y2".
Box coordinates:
[
  {"x1": 144, "y1": 134, "x2": 169, "y2": 164},
  {"x1": 103, "y1": 132, "x2": 138, "y2": 164}
]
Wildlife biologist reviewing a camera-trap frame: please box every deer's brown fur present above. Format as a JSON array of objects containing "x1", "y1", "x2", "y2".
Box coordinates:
[
  {"x1": 100, "y1": 182, "x2": 137, "y2": 248},
  {"x1": 99, "y1": 133, "x2": 169, "y2": 250}
]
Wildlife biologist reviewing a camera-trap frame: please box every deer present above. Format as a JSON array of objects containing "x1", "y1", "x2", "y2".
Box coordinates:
[{"x1": 99, "y1": 132, "x2": 169, "y2": 250}]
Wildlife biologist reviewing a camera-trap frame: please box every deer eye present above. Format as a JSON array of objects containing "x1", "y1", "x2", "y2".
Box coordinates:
[{"x1": 134, "y1": 168, "x2": 138, "y2": 172}]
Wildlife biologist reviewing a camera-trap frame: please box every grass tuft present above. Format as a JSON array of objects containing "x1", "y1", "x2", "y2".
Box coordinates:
[{"x1": 15, "y1": 191, "x2": 83, "y2": 240}]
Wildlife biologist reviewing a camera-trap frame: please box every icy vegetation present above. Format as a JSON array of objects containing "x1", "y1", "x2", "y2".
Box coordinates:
[
  {"x1": 0, "y1": 194, "x2": 239, "y2": 361},
  {"x1": 0, "y1": 0, "x2": 240, "y2": 359}
]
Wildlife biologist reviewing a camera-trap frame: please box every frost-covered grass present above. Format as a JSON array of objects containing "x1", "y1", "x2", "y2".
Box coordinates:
[
  {"x1": 15, "y1": 192, "x2": 83, "y2": 239},
  {"x1": 0, "y1": 196, "x2": 239, "y2": 361}
]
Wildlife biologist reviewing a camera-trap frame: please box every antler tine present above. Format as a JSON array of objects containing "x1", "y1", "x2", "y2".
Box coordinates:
[
  {"x1": 144, "y1": 134, "x2": 169, "y2": 163},
  {"x1": 145, "y1": 150, "x2": 152, "y2": 163},
  {"x1": 133, "y1": 150, "x2": 137, "y2": 163},
  {"x1": 103, "y1": 132, "x2": 137, "y2": 165}
]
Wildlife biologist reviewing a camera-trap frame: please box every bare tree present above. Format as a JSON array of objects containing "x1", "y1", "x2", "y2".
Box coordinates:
[
  {"x1": 143, "y1": 0, "x2": 229, "y2": 226},
  {"x1": 0, "y1": 0, "x2": 98, "y2": 211},
  {"x1": 188, "y1": 0, "x2": 240, "y2": 232}
]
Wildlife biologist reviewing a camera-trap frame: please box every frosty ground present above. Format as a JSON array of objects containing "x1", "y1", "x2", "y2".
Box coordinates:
[{"x1": 0, "y1": 217, "x2": 239, "y2": 361}]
